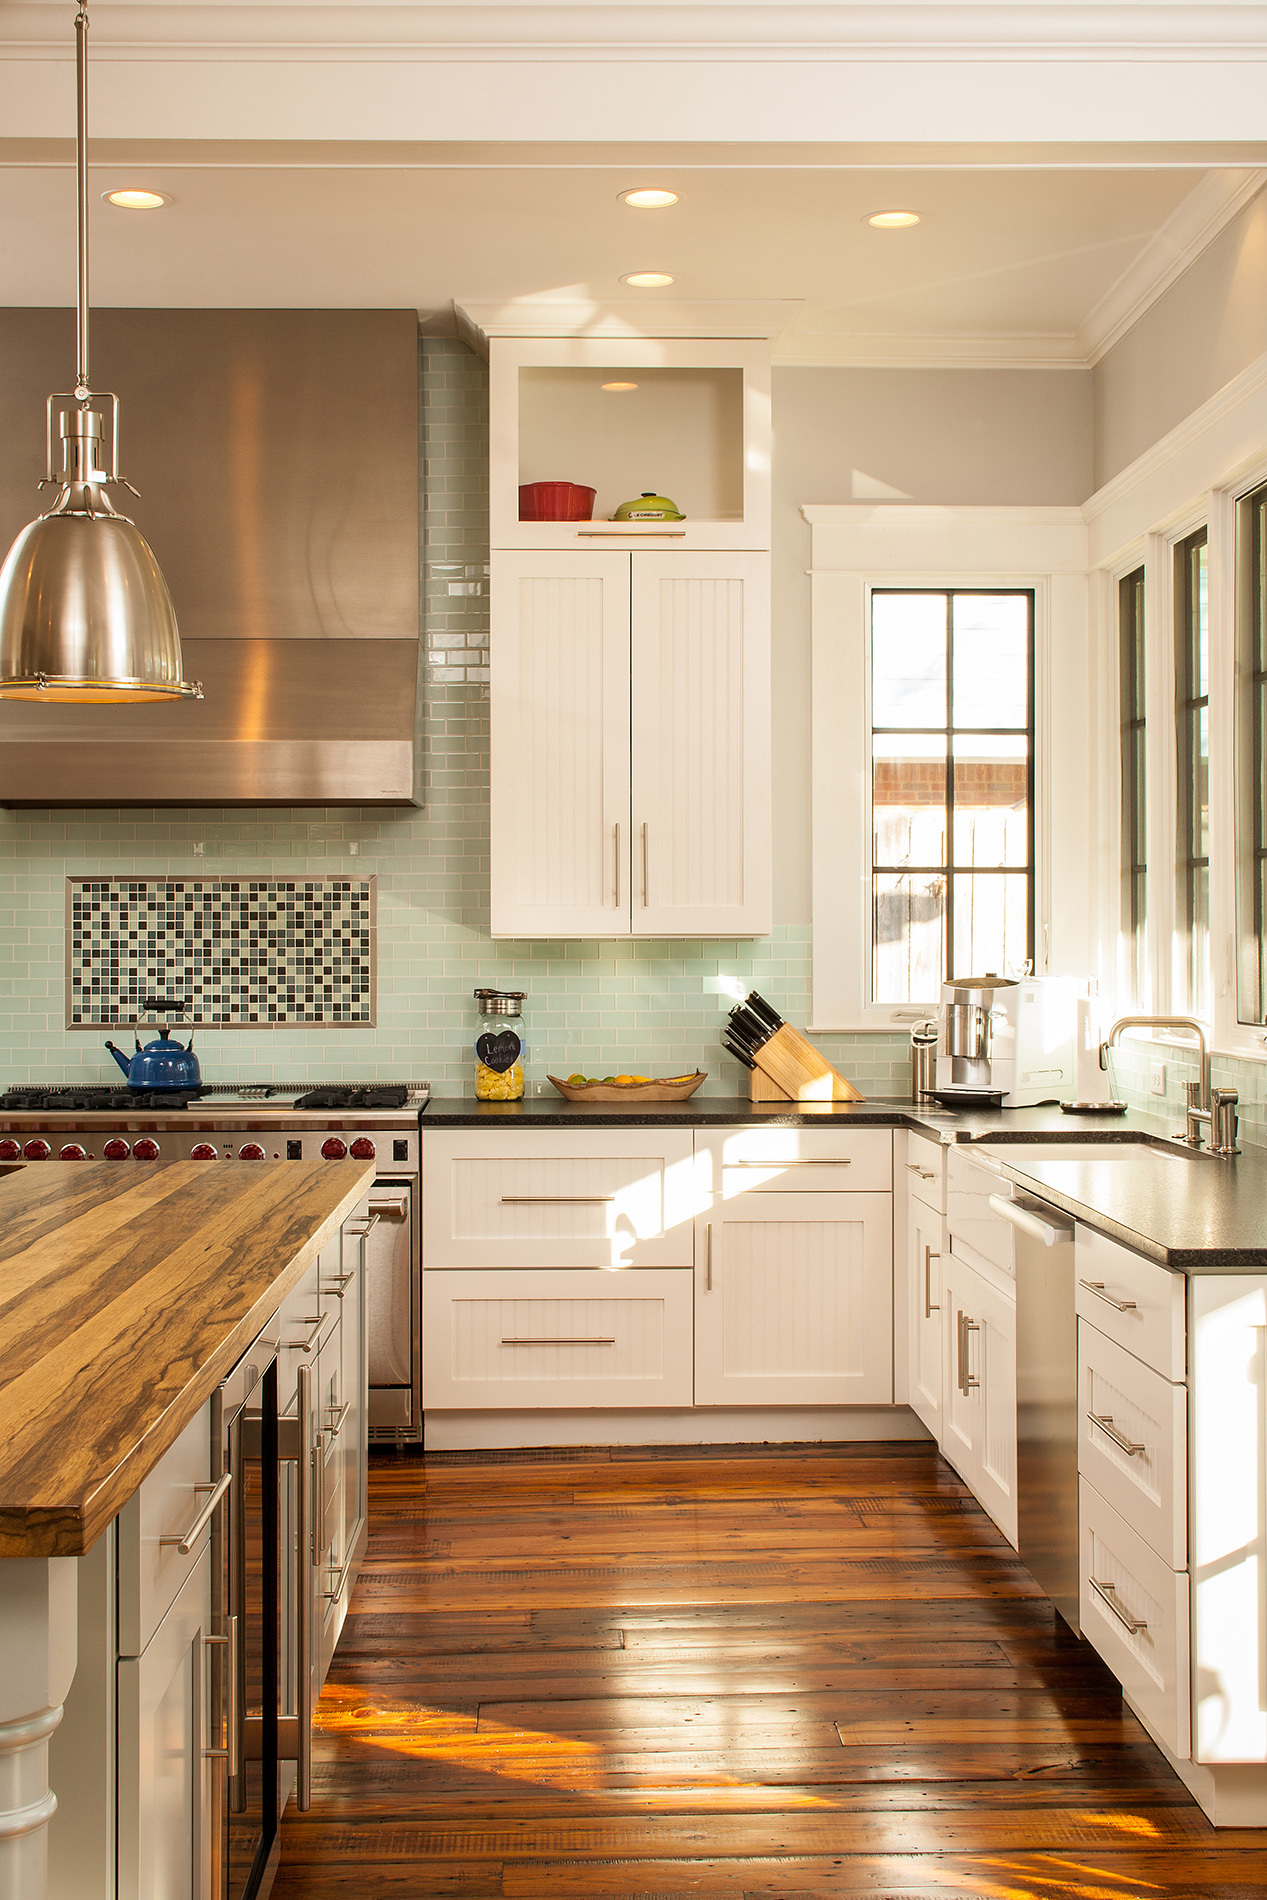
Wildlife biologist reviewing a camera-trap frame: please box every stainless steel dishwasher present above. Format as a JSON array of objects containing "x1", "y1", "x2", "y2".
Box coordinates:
[{"x1": 988, "y1": 1189, "x2": 1080, "y2": 1631}]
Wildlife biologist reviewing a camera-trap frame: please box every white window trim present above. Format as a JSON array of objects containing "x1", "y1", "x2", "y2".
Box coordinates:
[
  {"x1": 804, "y1": 506, "x2": 1090, "y2": 1033},
  {"x1": 1087, "y1": 348, "x2": 1267, "y2": 1064}
]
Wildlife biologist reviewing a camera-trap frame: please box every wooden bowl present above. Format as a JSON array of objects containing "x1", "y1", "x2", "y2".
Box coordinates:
[{"x1": 547, "y1": 1072, "x2": 707, "y2": 1104}]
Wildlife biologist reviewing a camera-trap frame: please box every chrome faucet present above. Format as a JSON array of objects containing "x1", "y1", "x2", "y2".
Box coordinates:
[{"x1": 1100, "y1": 1016, "x2": 1238, "y2": 1154}]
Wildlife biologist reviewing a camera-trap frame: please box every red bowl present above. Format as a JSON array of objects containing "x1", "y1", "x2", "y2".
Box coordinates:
[{"x1": 519, "y1": 481, "x2": 597, "y2": 522}]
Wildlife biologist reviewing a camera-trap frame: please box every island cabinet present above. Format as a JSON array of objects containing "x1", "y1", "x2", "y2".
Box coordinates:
[
  {"x1": 936, "y1": 1149, "x2": 1019, "y2": 1548},
  {"x1": 483, "y1": 328, "x2": 773, "y2": 942},
  {"x1": 47, "y1": 1200, "x2": 373, "y2": 1900}
]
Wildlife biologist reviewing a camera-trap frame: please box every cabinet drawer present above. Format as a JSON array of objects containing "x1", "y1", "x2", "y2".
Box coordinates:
[
  {"x1": 1075, "y1": 1229, "x2": 1185, "y2": 1381},
  {"x1": 903, "y1": 1131, "x2": 944, "y2": 1214},
  {"x1": 422, "y1": 1268, "x2": 693, "y2": 1408},
  {"x1": 1078, "y1": 1321, "x2": 1186, "y2": 1569},
  {"x1": 423, "y1": 1130, "x2": 696, "y2": 1268},
  {"x1": 698, "y1": 1126, "x2": 891, "y2": 1194},
  {"x1": 1079, "y1": 1478, "x2": 1190, "y2": 1760},
  {"x1": 118, "y1": 1403, "x2": 213, "y2": 1660}
]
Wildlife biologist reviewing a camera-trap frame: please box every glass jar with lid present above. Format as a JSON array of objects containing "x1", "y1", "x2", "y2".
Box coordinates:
[{"x1": 473, "y1": 988, "x2": 527, "y2": 1100}]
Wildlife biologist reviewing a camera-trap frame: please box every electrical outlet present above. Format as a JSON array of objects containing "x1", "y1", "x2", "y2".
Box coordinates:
[{"x1": 1149, "y1": 1060, "x2": 1166, "y2": 1096}]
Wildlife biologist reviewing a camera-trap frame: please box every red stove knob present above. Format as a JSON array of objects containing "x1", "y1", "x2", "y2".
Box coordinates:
[
  {"x1": 238, "y1": 1142, "x2": 266, "y2": 1161},
  {"x1": 0, "y1": 1138, "x2": 21, "y2": 1161},
  {"x1": 349, "y1": 1136, "x2": 376, "y2": 1160},
  {"x1": 58, "y1": 1143, "x2": 88, "y2": 1161},
  {"x1": 22, "y1": 1138, "x2": 51, "y2": 1160},
  {"x1": 132, "y1": 1137, "x2": 160, "y2": 1160},
  {"x1": 190, "y1": 1142, "x2": 218, "y2": 1161},
  {"x1": 320, "y1": 1136, "x2": 347, "y2": 1161},
  {"x1": 102, "y1": 1137, "x2": 131, "y2": 1161}
]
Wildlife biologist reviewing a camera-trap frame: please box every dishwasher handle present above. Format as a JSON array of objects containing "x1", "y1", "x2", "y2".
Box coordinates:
[{"x1": 987, "y1": 1193, "x2": 1075, "y2": 1248}]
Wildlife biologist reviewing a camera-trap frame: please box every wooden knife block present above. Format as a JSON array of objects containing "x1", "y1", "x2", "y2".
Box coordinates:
[{"x1": 747, "y1": 1023, "x2": 864, "y2": 1103}]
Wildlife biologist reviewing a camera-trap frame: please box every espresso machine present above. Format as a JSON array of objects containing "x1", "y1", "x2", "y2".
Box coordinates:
[{"x1": 935, "y1": 975, "x2": 1081, "y2": 1106}]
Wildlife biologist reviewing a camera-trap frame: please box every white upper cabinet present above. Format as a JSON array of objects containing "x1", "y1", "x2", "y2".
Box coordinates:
[
  {"x1": 487, "y1": 335, "x2": 771, "y2": 553},
  {"x1": 490, "y1": 551, "x2": 631, "y2": 937},
  {"x1": 631, "y1": 554, "x2": 771, "y2": 937}
]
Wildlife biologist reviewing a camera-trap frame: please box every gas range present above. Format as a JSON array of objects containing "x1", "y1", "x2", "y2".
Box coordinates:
[{"x1": 0, "y1": 1080, "x2": 430, "y2": 1170}]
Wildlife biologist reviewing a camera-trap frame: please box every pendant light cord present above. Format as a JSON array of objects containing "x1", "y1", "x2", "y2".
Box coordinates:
[{"x1": 74, "y1": 1, "x2": 90, "y2": 400}]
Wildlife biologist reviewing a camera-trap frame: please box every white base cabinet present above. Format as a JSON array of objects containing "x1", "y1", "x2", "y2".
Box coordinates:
[
  {"x1": 940, "y1": 1246, "x2": 1017, "y2": 1548},
  {"x1": 694, "y1": 1192, "x2": 893, "y2": 1406},
  {"x1": 906, "y1": 1194, "x2": 944, "y2": 1442}
]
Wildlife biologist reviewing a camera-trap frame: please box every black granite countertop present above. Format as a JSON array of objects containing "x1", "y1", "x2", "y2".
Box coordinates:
[{"x1": 420, "y1": 1094, "x2": 1267, "y2": 1272}]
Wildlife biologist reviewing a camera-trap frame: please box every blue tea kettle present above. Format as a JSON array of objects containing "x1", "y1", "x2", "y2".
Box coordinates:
[{"x1": 105, "y1": 999, "x2": 202, "y2": 1092}]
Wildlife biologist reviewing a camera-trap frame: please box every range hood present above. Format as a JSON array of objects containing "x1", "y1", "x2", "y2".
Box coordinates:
[{"x1": 0, "y1": 308, "x2": 421, "y2": 805}]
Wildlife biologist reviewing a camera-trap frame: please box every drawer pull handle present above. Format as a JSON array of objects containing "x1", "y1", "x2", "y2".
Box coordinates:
[
  {"x1": 161, "y1": 1470, "x2": 232, "y2": 1555},
  {"x1": 905, "y1": 1162, "x2": 936, "y2": 1181},
  {"x1": 291, "y1": 1315, "x2": 330, "y2": 1354},
  {"x1": 1089, "y1": 1575, "x2": 1148, "y2": 1635},
  {"x1": 1079, "y1": 1279, "x2": 1138, "y2": 1313},
  {"x1": 321, "y1": 1271, "x2": 356, "y2": 1297},
  {"x1": 728, "y1": 1157, "x2": 851, "y2": 1167},
  {"x1": 500, "y1": 1336, "x2": 616, "y2": 1346},
  {"x1": 325, "y1": 1400, "x2": 351, "y2": 1441},
  {"x1": 322, "y1": 1559, "x2": 352, "y2": 1605},
  {"x1": 1087, "y1": 1411, "x2": 1146, "y2": 1457},
  {"x1": 500, "y1": 1195, "x2": 616, "y2": 1204},
  {"x1": 706, "y1": 1221, "x2": 713, "y2": 1291},
  {"x1": 924, "y1": 1244, "x2": 940, "y2": 1318}
]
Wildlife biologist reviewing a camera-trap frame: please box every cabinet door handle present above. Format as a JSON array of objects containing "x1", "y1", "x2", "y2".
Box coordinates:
[
  {"x1": 613, "y1": 822, "x2": 621, "y2": 907},
  {"x1": 1087, "y1": 1411, "x2": 1146, "y2": 1457},
  {"x1": 160, "y1": 1469, "x2": 232, "y2": 1555},
  {"x1": 924, "y1": 1245, "x2": 940, "y2": 1318},
  {"x1": 1079, "y1": 1279, "x2": 1138, "y2": 1314},
  {"x1": 291, "y1": 1315, "x2": 332, "y2": 1355},
  {"x1": 322, "y1": 1558, "x2": 352, "y2": 1605},
  {"x1": 706, "y1": 1222, "x2": 713, "y2": 1291},
  {"x1": 325, "y1": 1400, "x2": 351, "y2": 1441},
  {"x1": 501, "y1": 1336, "x2": 616, "y2": 1346},
  {"x1": 641, "y1": 822, "x2": 649, "y2": 907},
  {"x1": 956, "y1": 1310, "x2": 980, "y2": 1395},
  {"x1": 202, "y1": 1614, "x2": 238, "y2": 1774},
  {"x1": 728, "y1": 1157, "x2": 850, "y2": 1168},
  {"x1": 1089, "y1": 1575, "x2": 1148, "y2": 1635},
  {"x1": 320, "y1": 1272, "x2": 356, "y2": 1298}
]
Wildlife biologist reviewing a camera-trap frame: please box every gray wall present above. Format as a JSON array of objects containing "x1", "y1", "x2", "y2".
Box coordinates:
[
  {"x1": 770, "y1": 365, "x2": 1096, "y2": 922},
  {"x1": 1094, "y1": 183, "x2": 1267, "y2": 488}
]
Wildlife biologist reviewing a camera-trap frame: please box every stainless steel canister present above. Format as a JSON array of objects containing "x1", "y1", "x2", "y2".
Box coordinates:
[{"x1": 910, "y1": 1020, "x2": 939, "y2": 1100}]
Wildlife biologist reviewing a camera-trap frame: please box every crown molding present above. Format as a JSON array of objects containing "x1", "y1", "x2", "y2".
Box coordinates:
[
  {"x1": 455, "y1": 299, "x2": 802, "y2": 352},
  {"x1": 774, "y1": 329, "x2": 1086, "y2": 369},
  {"x1": 1077, "y1": 167, "x2": 1267, "y2": 366},
  {"x1": 6, "y1": 4, "x2": 1267, "y2": 62}
]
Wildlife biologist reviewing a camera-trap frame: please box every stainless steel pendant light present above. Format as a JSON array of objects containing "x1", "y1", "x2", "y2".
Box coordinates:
[{"x1": 0, "y1": 3, "x2": 199, "y2": 703}]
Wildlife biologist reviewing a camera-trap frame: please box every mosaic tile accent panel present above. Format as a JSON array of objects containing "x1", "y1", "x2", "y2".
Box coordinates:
[{"x1": 66, "y1": 877, "x2": 376, "y2": 1027}]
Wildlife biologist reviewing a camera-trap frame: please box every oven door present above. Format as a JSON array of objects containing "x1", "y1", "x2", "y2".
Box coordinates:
[{"x1": 364, "y1": 1182, "x2": 418, "y2": 1441}]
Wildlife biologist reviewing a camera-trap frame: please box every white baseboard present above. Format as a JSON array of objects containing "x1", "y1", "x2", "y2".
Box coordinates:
[
  {"x1": 1125, "y1": 1695, "x2": 1267, "y2": 1826},
  {"x1": 422, "y1": 1405, "x2": 933, "y2": 1452}
]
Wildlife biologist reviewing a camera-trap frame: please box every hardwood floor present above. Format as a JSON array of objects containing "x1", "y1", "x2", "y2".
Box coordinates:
[{"x1": 271, "y1": 1443, "x2": 1267, "y2": 1898}]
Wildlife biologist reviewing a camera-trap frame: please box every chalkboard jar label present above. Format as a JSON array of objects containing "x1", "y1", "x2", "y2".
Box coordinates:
[{"x1": 475, "y1": 1029, "x2": 523, "y2": 1074}]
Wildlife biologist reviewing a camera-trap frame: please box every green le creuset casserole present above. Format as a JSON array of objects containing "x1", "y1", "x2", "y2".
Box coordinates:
[{"x1": 610, "y1": 492, "x2": 686, "y2": 522}]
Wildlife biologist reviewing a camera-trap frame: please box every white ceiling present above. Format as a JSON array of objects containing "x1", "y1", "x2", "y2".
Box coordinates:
[{"x1": 1, "y1": 142, "x2": 1264, "y2": 367}]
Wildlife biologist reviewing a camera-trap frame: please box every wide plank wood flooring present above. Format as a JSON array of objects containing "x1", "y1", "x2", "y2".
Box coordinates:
[{"x1": 271, "y1": 1443, "x2": 1267, "y2": 1898}]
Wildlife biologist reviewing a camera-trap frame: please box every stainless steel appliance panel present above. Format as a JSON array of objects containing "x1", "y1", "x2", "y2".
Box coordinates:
[
  {"x1": 1000, "y1": 1193, "x2": 1080, "y2": 1631},
  {"x1": 363, "y1": 1182, "x2": 418, "y2": 1438}
]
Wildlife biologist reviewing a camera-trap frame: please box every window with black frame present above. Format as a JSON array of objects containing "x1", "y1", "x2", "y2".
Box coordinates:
[
  {"x1": 1174, "y1": 528, "x2": 1210, "y2": 1019},
  {"x1": 1235, "y1": 482, "x2": 1267, "y2": 1023},
  {"x1": 870, "y1": 590, "x2": 1035, "y2": 1006},
  {"x1": 1119, "y1": 566, "x2": 1147, "y2": 1001}
]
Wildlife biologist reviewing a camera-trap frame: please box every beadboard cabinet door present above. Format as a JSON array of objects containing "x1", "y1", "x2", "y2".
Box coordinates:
[
  {"x1": 941, "y1": 1248, "x2": 1018, "y2": 1547},
  {"x1": 907, "y1": 1195, "x2": 944, "y2": 1443},
  {"x1": 490, "y1": 550, "x2": 632, "y2": 937},
  {"x1": 630, "y1": 553, "x2": 771, "y2": 937},
  {"x1": 694, "y1": 1192, "x2": 893, "y2": 1406}
]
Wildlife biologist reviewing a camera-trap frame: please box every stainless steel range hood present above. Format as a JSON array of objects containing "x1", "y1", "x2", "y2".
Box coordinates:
[{"x1": 0, "y1": 308, "x2": 421, "y2": 805}]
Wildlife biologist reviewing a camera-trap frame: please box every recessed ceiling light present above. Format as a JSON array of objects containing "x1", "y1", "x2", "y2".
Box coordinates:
[
  {"x1": 621, "y1": 271, "x2": 674, "y2": 290},
  {"x1": 601, "y1": 381, "x2": 639, "y2": 392},
  {"x1": 867, "y1": 209, "x2": 921, "y2": 229},
  {"x1": 104, "y1": 189, "x2": 171, "y2": 210},
  {"x1": 620, "y1": 188, "x2": 679, "y2": 210}
]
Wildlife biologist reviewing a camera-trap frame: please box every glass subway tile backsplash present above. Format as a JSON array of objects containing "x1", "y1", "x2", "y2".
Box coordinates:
[{"x1": 67, "y1": 877, "x2": 375, "y2": 1026}]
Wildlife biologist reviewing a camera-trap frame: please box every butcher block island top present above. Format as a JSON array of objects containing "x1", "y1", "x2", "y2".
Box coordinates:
[{"x1": 0, "y1": 1158, "x2": 372, "y2": 1559}]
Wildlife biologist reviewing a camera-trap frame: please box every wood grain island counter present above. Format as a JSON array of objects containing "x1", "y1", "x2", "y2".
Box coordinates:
[{"x1": 0, "y1": 1158, "x2": 372, "y2": 1899}]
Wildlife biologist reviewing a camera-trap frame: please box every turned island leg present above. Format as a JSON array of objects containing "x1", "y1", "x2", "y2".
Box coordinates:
[{"x1": 0, "y1": 1559, "x2": 77, "y2": 1900}]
